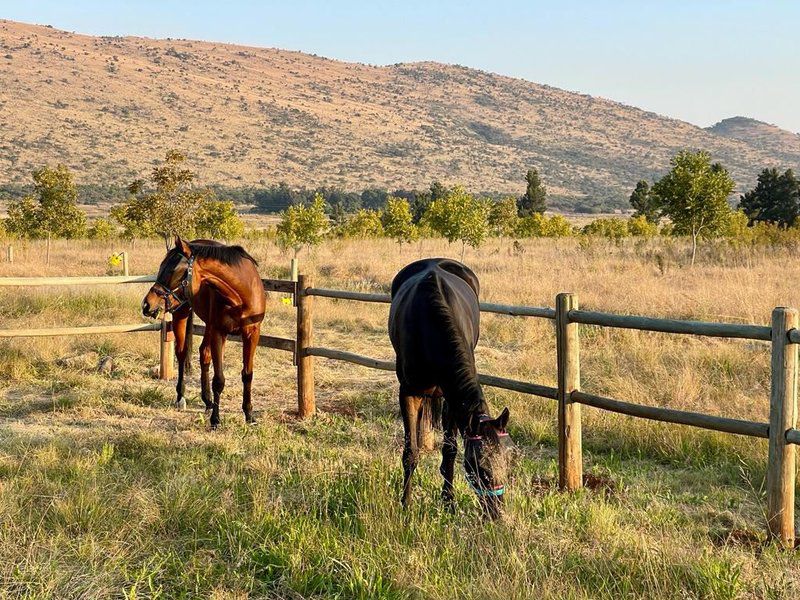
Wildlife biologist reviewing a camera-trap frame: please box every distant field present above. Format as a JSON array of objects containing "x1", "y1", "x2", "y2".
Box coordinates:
[{"x1": 0, "y1": 237, "x2": 798, "y2": 598}]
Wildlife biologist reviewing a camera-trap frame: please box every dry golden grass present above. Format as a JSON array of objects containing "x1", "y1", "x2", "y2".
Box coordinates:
[{"x1": 0, "y1": 236, "x2": 798, "y2": 598}]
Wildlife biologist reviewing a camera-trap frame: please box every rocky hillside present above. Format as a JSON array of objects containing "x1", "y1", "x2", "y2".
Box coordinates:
[
  {"x1": 706, "y1": 117, "x2": 800, "y2": 165},
  {"x1": 0, "y1": 20, "x2": 797, "y2": 210}
]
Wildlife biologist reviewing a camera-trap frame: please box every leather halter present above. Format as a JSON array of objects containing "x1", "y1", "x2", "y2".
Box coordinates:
[{"x1": 152, "y1": 255, "x2": 195, "y2": 313}]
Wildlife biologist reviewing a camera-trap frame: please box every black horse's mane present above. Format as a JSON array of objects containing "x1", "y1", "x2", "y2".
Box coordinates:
[{"x1": 181, "y1": 241, "x2": 258, "y2": 266}]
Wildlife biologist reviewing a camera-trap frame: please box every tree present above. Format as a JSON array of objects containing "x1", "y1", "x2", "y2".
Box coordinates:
[
  {"x1": 111, "y1": 150, "x2": 211, "y2": 247},
  {"x1": 629, "y1": 180, "x2": 660, "y2": 223},
  {"x1": 276, "y1": 193, "x2": 329, "y2": 257},
  {"x1": 5, "y1": 165, "x2": 86, "y2": 239},
  {"x1": 488, "y1": 197, "x2": 518, "y2": 237},
  {"x1": 738, "y1": 168, "x2": 800, "y2": 227},
  {"x1": 517, "y1": 168, "x2": 547, "y2": 216},
  {"x1": 652, "y1": 150, "x2": 735, "y2": 265},
  {"x1": 381, "y1": 196, "x2": 418, "y2": 248},
  {"x1": 196, "y1": 200, "x2": 245, "y2": 240},
  {"x1": 422, "y1": 185, "x2": 490, "y2": 260},
  {"x1": 339, "y1": 209, "x2": 384, "y2": 239}
]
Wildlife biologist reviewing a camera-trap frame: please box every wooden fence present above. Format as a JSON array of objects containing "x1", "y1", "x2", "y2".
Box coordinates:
[
  {"x1": 1, "y1": 272, "x2": 797, "y2": 547},
  {"x1": 293, "y1": 277, "x2": 799, "y2": 549},
  {"x1": 0, "y1": 275, "x2": 297, "y2": 381}
]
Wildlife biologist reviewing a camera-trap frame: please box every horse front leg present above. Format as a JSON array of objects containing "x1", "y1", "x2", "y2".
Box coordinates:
[
  {"x1": 210, "y1": 330, "x2": 227, "y2": 430},
  {"x1": 172, "y1": 310, "x2": 190, "y2": 410},
  {"x1": 241, "y1": 324, "x2": 260, "y2": 424},
  {"x1": 400, "y1": 388, "x2": 421, "y2": 508},
  {"x1": 440, "y1": 401, "x2": 458, "y2": 510}
]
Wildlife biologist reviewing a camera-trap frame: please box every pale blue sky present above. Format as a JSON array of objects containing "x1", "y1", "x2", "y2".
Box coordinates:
[{"x1": 3, "y1": 0, "x2": 799, "y2": 132}]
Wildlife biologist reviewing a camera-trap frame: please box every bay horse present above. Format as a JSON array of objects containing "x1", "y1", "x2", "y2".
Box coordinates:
[
  {"x1": 142, "y1": 237, "x2": 266, "y2": 428},
  {"x1": 388, "y1": 258, "x2": 512, "y2": 519}
]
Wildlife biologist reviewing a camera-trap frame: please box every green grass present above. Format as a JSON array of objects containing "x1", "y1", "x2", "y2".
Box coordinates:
[{"x1": 0, "y1": 377, "x2": 797, "y2": 599}]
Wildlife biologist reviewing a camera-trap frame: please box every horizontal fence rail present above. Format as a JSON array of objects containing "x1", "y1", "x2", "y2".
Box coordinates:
[
  {"x1": 304, "y1": 346, "x2": 559, "y2": 400},
  {"x1": 191, "y1": 324, "x2": 295, "y2": 354},
  {"x1": 571, "y1": 390, "x2": 770, "y2": 439},
  {"x1": 787, "y1": 429, "x2": 800, "y2": 445},
  {"x1": 305, "y1": 287, "x2": 556, "y2": 319},
  {"x1": 569, "y1": 309, "x2": 772, "y2": 341},
  {"x1": 0, "y1": 322, "x2": 162, "y2": 338},
  {"x1": 0, "y1": 275, "x2": 157, "y2": 286}
]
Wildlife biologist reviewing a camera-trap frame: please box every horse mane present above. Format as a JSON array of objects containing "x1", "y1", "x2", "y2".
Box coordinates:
[
  {"x1": 185, "y1": 241, "x2": 258, "y2": 267},
  {"x1": 421, "y1": 270, "x2": 486, "y2": 416}
]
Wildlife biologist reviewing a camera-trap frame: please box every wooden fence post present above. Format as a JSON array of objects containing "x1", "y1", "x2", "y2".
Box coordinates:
[
  {"x1": 296, "y1": 274, "x2": 316, "y2": 418},
  {"x1": 6, "y1": 245, "x2": 12, "y2": 263},
  {"x1": 767, "y1": 306, "x2": 797, "y2": 548},
  {"x1": 121, "y1": 251, "x2": 129, "y2": 276},
  {"x1": 159, "y1": 312, "x2": 174, "y2": 380},
  {"x1": 290, "y1": 257, "x2": 298, "y2": 282},
  {"x1": 556, "y1": 293, "x2": 582, "y2": 490}
]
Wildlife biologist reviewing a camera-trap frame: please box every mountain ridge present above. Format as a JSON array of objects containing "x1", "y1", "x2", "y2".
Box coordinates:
[{"x1": 0, "y1": 19, "x2": 798, "y2": 210}]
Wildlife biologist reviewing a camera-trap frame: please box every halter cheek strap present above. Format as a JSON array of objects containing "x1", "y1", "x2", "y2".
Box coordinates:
[{"x1": 154, "y1": 255, "x2": 195, "y2": 313}]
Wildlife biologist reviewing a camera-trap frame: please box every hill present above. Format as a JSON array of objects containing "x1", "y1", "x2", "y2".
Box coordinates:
[
  {"x1": 0, "y1": 20, "x2": 798, "y2": 211},
  {"x1": 706, "y1": 116, "x2": 800, "y2": 164}
]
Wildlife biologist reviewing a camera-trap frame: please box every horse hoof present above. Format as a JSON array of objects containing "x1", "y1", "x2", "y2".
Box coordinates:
[
  {"x1": 247, "y1": 419, "x2": 257, "y2": 426},
  {"x1": 175, "y1": 397, "x2": 187, "y2": 410}
]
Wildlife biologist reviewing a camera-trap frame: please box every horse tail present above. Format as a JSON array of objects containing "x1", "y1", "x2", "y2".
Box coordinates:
[
  {"x1": 184, "y1": 309, "x2": 194, "y2": 374},
  {"x1": 431, "y1": 394, "x2": 444, "y2": 431}
]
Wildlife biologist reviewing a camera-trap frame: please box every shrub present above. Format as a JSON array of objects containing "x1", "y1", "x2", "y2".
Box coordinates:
[
  {"x1": 582, "y1": 218, "x2": 629, "y2": 239},
  {"x1": 627, "y1": 215, "x2": 658, "y2": 238},
  {"x1": 87, "y1": 218, "x2": 116, "y2": 240}
]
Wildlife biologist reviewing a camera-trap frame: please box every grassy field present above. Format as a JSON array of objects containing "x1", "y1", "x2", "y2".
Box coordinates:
[{"x1": 0, "y1": 237, "x2": 798, "y2": 599}]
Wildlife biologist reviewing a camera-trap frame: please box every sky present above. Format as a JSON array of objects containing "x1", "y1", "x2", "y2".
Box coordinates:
[{"x1": 2, "y1": 0, "x2": 799, "y2": 133}]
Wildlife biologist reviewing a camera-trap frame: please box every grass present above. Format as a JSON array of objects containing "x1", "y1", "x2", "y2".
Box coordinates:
[{"x1": 0, "y1": 237, "x2": 798, "y2": 598}]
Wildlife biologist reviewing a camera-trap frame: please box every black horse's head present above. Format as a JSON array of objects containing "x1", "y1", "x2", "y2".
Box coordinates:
[
  {"x1": 464, "y1": 407, "x2": 513, "y2": 519},
  {"x1": 142, "y1": 237, "x2": 192, "y2": 318}
]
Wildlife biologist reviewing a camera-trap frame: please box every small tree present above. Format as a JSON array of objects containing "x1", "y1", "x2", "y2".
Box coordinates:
[
  {"x1": 517, "y1": 168, "x2": 547, "y2": 216},
  {"x1": 423, "y1": 185, "x2": 490, "y2": 260},
  {"x1": 196, "y1": 200, "x2": 245, "y2": 240},
  {"x1": 340, "y1": 209, "x2": 384, "y2": 239},
  {"x1": 488, "y1": 197, "x2": 518, "y2": 237},
  {"x1": 629, "y1": 180, "x2": 660, "y2": 223},
  {"x1": 111, "y1": 151, "x2": 211, "y2": 247},
  {"x1": 738, "y1": 168, "x2": 800, "y2": 227},
  {"x1": 381, "y1": 196, "x2": 418, "y2": 248},
  {"x1": 5, "y1": 165, "x2": 86, "y2": 239},
  {"x1": 276, "y1": 193, "x2": 329, "y2": 257},
  {"x1": 652, "y1": 150, "x2": 735, "y2": 265}
]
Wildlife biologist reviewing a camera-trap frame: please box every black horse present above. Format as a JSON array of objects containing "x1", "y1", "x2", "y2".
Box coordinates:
[{"x1": 389, "y1": 258, "x2": 512, "y2": 518}]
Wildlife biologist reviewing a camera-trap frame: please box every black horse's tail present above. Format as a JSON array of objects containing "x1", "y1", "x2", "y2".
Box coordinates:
[
  {"x1": 184, "y1": 309, "x2": 194, "y2": 374},
  {"x1": 431, "y1": 394, "x2": 444, "y2": 431}
]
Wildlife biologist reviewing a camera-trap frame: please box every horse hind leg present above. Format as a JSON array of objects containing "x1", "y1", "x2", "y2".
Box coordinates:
[
  {"x1": 400, "y1": 389, "x2": 422, "y2": 508},
  {"x1": 199, "y1": 334, "x2": 213, "y2": 411},
  {"x1": 439, "y1": 401, "x2": 458, "y2": 511}
]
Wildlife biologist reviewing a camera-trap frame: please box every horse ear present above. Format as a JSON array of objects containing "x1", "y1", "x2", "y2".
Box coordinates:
[
  {"x1": 496, "y1": 407, "x2": 510, "y2": 430},
  {"x1": 176, "y1": 236, "x2": 192, "y2": 256}
]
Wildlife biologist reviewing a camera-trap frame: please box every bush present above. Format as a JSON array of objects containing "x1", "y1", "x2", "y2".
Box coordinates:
[
  {"x1": 338, "y1": 209, "x2": 384, "y2": 239},
  {"x1": 582, "y1": 218, "x2": 629, "y2": 239},
  {"x1": 515, "y1": 214, "x2": 573, "y2": 238},
  {"x1": 627, "y1": 215, "x2": 658, "y2": 238},
  {"x1": 196, "y1": 200, "x2": 245, "y2": 240},
  {"x1": 87, "y1": 218, "x2": 117, "y2": 240}
]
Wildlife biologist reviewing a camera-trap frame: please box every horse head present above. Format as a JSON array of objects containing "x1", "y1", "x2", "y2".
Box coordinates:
[
  {"x1": 142, "y1": 236, "x2": 193, "y2": 318},
  {"x1": 464, "y1": 407, "x2": 513, "y2": 519}
]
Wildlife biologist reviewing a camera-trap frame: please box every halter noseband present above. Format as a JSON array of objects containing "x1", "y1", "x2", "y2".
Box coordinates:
[
  {"x1": 464, "y1": 413, "x2": 509, "y2": 497},
  {"x1": 153, "y1": 255, "x2": 195, "y2": 313}
]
